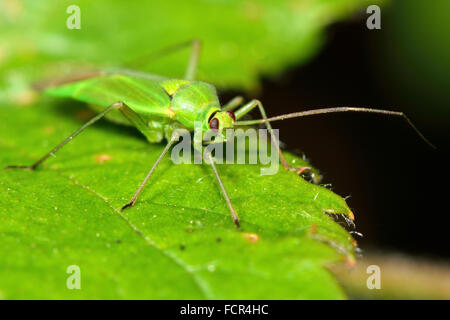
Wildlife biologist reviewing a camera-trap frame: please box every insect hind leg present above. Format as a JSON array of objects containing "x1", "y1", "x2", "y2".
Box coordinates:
[
  {"x1": 184, "y1": 39, "x2": 201, "y2": 80},
  {"x1": 5, "y1": 101, "x2": 124, "y2": 171}
]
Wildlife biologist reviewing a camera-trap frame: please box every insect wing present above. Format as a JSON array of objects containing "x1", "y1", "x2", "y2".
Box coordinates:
[{"x1": 45, "y1": 74, "x2": 171, "y2": 118}]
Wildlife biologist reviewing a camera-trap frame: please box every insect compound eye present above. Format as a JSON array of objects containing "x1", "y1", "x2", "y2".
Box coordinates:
[
  {"x1": 209, "y1": 117, "x2": 219, "y2": 131},
  {"x1": 226, "y1": 110, "x2": 236, "y2": 122}
]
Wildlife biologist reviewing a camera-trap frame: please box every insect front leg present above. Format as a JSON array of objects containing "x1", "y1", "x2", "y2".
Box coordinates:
[
  {"x1": 5, "y1": 101, "x2": 126, "y2": 171},
  {"x1": 221, "y1": 96, "x2": 244, "y2": 111},
  {"x1": 234, "y1": 99, "x2": 316, "y2": 178}
]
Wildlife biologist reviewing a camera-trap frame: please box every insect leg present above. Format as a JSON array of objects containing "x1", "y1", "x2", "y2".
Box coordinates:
[
  {"x1": 184, "y1": 39, "x2": 201, "y2": 81},
  {"x1": 206, "y1": 151, "x2": 240, "y2": 228},
  {"x1": 121, "y1": 131, "x2": 181, "y2": 210},
  {"x1": 233, "y1": 99, "x2": 311, "y2": 175},
  {"x1": 221, "y1": 96, "x2": 244, "y2": 111},
  {"x1": 122, "y1": 39, "x2": 201, "y2": 80},
  {"x1": 5, "y1": 101, "x2": 125, "y2": 171},
  {"x1": 125, "y1": 39, "x2": 200, "y2": 69},
  {"x1": 117, "y1": 102, "x2": 163, "y2": 142}
]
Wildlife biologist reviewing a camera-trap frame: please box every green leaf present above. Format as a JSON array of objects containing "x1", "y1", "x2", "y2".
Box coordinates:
[
  {"x1": 0, "y1": 100, "x2": 355, "y2": 299},
  {"x1": 0, "y1": 0, "x2": 382, "y2": 101},
  {"x1": 0, "y1": 0, "x2": 363, "y2": 300}
]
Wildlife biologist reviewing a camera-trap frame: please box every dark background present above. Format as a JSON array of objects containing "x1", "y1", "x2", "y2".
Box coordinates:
[{"x1": 223, "y1": 4, "x2": 449, "y2": 259}]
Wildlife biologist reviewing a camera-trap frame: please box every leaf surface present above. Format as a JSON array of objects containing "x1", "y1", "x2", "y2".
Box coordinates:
[{"x1": 0, "y1": 101, "x2": 355, "y2": 299}]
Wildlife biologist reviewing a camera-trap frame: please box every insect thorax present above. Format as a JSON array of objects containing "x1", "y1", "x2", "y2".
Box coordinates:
[{"x1": 167, "y1": 80, "x2": 221, "y2": 131}]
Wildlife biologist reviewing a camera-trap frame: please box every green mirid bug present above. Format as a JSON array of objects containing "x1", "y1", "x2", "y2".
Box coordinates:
[{"x1": 5, "y1": 40, "x2": 434, "y2": 228}]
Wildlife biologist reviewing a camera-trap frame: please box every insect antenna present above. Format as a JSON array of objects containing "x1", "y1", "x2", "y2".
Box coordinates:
[{"x1": 234, "y1": 106, "x2": 436, "y2": 149}]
